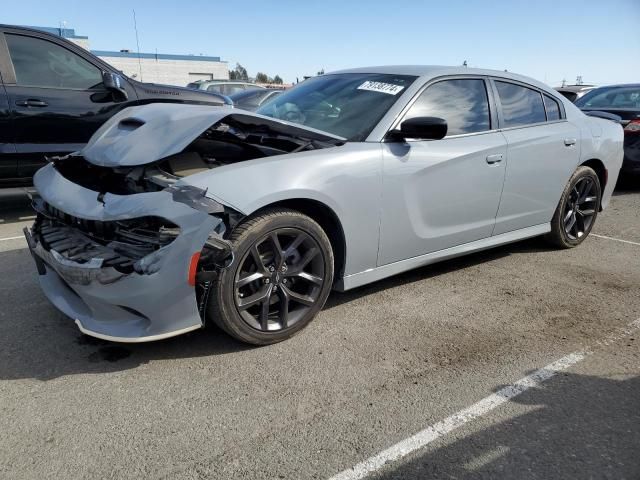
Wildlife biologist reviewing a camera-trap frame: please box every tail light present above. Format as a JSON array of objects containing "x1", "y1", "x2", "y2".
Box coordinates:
[{"x1": 624, "y1": 119, "x2": 640, "y2": 134}]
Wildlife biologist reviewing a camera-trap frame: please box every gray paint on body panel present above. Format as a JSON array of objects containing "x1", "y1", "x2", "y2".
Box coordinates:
[{"x1": 29, "y1": 66, "x2": 625, "y2": 341}]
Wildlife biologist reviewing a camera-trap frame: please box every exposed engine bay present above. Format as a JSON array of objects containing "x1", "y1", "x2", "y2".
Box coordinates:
[{"x1": 52, "y1": 115, "x2": 343, "y2": 196}]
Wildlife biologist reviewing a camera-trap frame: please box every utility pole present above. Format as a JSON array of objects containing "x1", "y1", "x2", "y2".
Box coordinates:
[{"x1": 133, "y1": 10, "x2": 143, "y2": 82}]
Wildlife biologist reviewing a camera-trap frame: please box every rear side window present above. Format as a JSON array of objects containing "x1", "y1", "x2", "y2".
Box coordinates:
[
  {"x1": 206, "y1": 84, "x2": 223, "y2": 94},
  {"x1": 404, "y1": 79, "x2": 491, "y2": 136},
  {"x1": 495, "y1": 81, "x2": 546, "y2": 127},
  {"x1": 223, "y1": 84, "x2": 245, "y2": 95},
  {"x1": 543, "y1": 94, "x2": 561, "y2": 121},
  {"x1": 6, "y1": 34, "x2": 102, "y2": 90}
]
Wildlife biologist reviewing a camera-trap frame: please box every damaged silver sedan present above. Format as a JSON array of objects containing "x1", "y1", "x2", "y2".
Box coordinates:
[{"x1": 26, "y1": 66, "x2": 624, "y2": 345}]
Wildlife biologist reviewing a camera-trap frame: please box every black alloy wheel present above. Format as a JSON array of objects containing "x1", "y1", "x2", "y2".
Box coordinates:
[
  {"x1": 562, "y1": 176, "x2": 598, "y2": 240},
  {"x1": 547, "y1": 166, "x2": 601, "y2": 248},
  {"x1": 207, "y1": 208, "x2": 334, "y2": 345},
  {"x1": 234, "y1": 228, "x2": 325, "y2": 332}
]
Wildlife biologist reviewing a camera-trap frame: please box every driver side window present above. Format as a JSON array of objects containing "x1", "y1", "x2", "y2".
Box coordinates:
[
  {"x1": 6, "y1": 34, "x2": 103, "y2": 90},
  {"x1": 404, "y1": 78, "x2": 491, "y2": 136}
]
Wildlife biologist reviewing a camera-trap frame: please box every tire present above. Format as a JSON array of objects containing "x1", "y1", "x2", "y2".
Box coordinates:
[
  {"x1": 206, "y1": 208, "x2": 334, "y2": 345},
  {"x1": 546, "y1": 166, "x2": 601, "y2": 248}
]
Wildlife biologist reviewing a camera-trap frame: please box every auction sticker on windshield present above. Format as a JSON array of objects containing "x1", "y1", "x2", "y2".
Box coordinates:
[{"x1": 357, "y1": 81, "x2": 405, "y2": 95}]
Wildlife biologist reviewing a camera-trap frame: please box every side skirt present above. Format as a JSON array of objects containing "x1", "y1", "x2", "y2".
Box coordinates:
[{"x1": 335, "y1": 223, "x2": 550, "y2": 291}]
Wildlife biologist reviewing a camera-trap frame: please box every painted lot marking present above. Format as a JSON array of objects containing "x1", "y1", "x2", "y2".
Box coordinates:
[
  {"x1": 329, "y1": 318, "x2": 640, "y2": 480},
  {"x1": 591, "y1": 234, "x2": 640, "y2": 247},
  {"x1": 0, "y1": 235, "x2": 26, "y2": 242}
]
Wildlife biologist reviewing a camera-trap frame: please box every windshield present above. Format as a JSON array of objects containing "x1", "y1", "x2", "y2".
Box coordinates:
[
  {"x1": 575, "y1": 86, "x2": 640, "y2": 109},
  {"x1": 256, "y1": 73, "x2": 417, "y2": 141}
]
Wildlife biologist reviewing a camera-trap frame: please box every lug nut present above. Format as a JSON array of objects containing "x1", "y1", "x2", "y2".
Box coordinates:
[
  {"x1": 269, "y1": 266, "x2": 275, "y2": 272},
  {"x1": 264, "y1": 278, "x2": 270, "y2": 284}
]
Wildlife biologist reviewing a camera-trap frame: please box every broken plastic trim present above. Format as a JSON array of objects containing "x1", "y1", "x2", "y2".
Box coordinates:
[{"x1": 165, "y1": 184, "x2": 226, "y2": 214}]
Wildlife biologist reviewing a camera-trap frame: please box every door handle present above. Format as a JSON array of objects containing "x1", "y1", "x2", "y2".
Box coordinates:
[
  {"x1": 16, "y1": 99, "x2": 48, "y2": 108},
  {"x1": 486, "y1": 153, "x2": 503, "y2": 164},
  {"x1": 564, "y1": 138, "x2": 577, "y2": 146}
]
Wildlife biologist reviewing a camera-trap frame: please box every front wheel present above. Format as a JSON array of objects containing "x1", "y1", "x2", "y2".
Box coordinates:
[
  {"x1": 546, "y1": 166, "x2": 601, "y2": 248},
  {"x1": 207, "y1": 208, "x2": 334, "y2": 345}
]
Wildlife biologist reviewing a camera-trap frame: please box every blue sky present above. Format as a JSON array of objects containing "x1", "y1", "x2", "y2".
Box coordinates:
[{"x1": 4, "y1": 0, "x2": 639, "y2": 86}]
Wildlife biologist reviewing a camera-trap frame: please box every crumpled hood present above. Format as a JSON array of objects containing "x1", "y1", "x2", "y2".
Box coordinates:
[{"x1": 81, "y1": 103, "x2": 345, "y2": 167}]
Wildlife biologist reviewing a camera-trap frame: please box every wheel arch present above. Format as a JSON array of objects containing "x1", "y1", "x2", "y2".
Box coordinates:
[
  {"x1": 253, "y1": 198, "x2": 347, "y2": 281},
  {"x1": 580, "y1": 158, "x2": 607, "y2": 210}
]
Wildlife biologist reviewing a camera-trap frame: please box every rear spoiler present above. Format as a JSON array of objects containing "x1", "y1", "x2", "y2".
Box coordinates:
[{"x1": 584, "y1": 110, "x2": 623, "y2": 124}]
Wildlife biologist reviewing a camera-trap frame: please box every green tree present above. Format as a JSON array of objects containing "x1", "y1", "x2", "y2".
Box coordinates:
[
  {"x1": 273, "y1": 75, "x2": 283, "y2": 84},
  {"x1": 255, "y1": 72, "x2": 269, "y2": 83},
  {"x1": 229, "y1": 63, "x2": 248, "y2": 81}
]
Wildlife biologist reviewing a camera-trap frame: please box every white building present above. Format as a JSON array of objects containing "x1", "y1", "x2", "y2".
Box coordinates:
[
  {"x1": 30, "y1": 26, "x2": 229, "y2": 86},
  {"x1": 92, "y1": 50, "x2": 229, "y2": 86}
]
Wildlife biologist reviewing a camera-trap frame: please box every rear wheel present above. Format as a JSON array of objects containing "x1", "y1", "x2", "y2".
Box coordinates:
[
  {"x1": 207, "y1": 208, "x2": 334, "y2": 345},
  {"x1": 546, "y1": 166, "x2": 601, "y2": 248}
]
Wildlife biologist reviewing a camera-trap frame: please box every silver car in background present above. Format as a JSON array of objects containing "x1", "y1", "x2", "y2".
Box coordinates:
[
  {"x1": 26, "y1": 66, "x2": 624, "y2": 345},
  {"x1": 186, "y1": 80, "x2": 264, "y2": 96}
]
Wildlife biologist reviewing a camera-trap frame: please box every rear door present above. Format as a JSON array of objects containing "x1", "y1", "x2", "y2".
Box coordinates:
[
  {"x1": 492, "y1": 80, "x2": 581, "y2": 235},
  {"x1": 378, "y1": 77, "x2": 507, "y2": 265},
  {"x1": 0, "y1": 28, "x2": 134, "y2": 178}
]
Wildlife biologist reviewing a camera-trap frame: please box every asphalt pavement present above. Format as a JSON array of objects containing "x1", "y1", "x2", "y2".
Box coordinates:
[{"x1": 0, "y1": 181, "x2": 638, "y2": 479}]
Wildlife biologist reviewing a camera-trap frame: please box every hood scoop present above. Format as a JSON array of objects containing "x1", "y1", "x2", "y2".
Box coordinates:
[{"x1": 118, "y1": 117, "x2": 146, "y2": 131}]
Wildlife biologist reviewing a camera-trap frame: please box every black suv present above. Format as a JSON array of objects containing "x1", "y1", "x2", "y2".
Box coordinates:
[{"x1": 0, "y1": 25, "x2": 229, "y2": 186}]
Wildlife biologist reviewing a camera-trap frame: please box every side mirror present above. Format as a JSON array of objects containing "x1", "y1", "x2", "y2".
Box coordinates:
[
  {"x1": 102, "y1": 71, "x2": 128, "y2": 101},
  {"x1": 386, "y1": 116, "x2": 447, "y2": 141}
]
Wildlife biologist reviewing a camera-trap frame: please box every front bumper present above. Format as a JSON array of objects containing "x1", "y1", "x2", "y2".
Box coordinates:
[{"x1": 28, "y1": 163, "x2": 224, "y2": 342}]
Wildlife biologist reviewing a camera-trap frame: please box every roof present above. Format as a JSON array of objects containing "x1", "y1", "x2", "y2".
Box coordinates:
[
  {"x1": 196, "y1": 80, "x2": 260, "y2": 85},
  {"x1": 92, "y1": 50, "x2": 224, "y2": 63},
  {"x1": 22, "y1": 25, "x2": 88, "y2": 39},
  {"x1": 556, "y1": 85, "x2": 596, "y2": 93},
  {"x1": 328, "y1": 65, "x2": 552, "y2": 90},
  {"x1": 586, "y1": 83, "x2": 640, "y2": 89}
]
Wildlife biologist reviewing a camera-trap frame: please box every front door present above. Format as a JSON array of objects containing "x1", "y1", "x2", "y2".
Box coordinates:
[
  {"x1": 0, "y1": 30, "x2": 132, "y2": 178},
  {"x1": 379, "y1": 77, "x2": 507, "y2": 266}
]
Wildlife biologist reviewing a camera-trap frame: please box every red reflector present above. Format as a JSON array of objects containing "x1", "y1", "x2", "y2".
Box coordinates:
[{"x1": 188, "y1": 252, "x2": 201, "y2": 286}]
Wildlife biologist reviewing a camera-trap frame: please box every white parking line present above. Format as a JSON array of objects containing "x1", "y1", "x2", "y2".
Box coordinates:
[
  {"x1": 591, "y1": 233, "x2": 640, "y2": 247},
  {"x1": 0, "y1": 235, "x2": 26, "y2": 242},
  {"x1": 329, "y1": 318, "x2": 640, "y2": 480}
]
